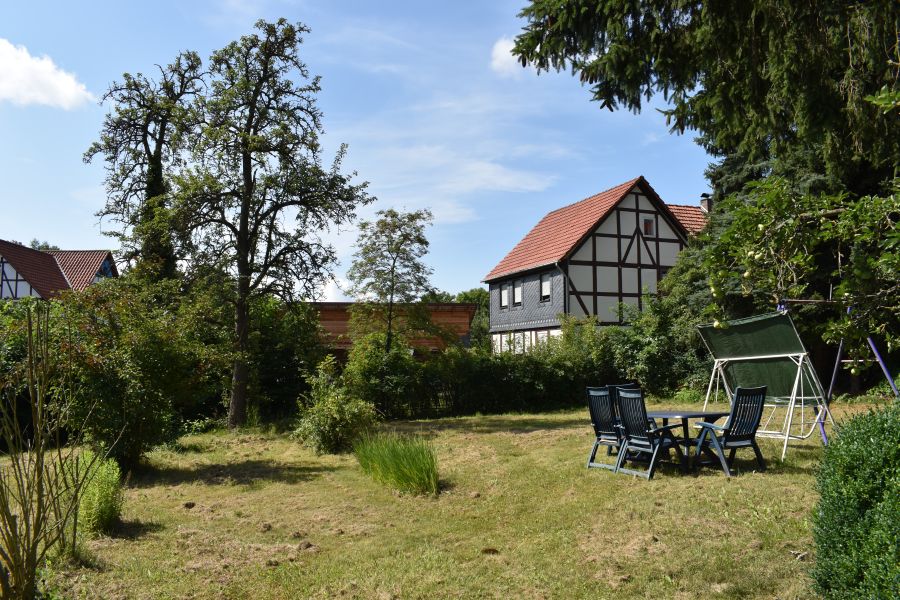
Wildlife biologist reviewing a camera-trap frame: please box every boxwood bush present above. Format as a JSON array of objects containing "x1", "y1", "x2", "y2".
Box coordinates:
[{"x1": 812, "y1": 402, "x2": 900, "y2": 598}]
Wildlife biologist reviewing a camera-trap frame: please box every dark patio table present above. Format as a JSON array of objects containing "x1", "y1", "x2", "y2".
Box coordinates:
[{"x1": 646, "y1": 410, "x2": 730, "y2": 456}]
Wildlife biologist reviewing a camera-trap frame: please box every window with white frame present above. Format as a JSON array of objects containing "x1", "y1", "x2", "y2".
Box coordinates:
[
  {"x1": 540, "y1": 273, "x2": 551, "y2": 302},
  {"x1": 500, "y1": 284, "x2": 509, "y2": 309},
  {"x1": 513, "y1": 279, "x2": 523, "y2": 306},
  {"x1": 642, "y1": 217, "x2": 655, "y2": 236}
]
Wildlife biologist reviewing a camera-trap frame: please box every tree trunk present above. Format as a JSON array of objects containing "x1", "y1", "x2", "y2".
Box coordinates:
[
  {"x1": 229, "y1": 296, "x2": 250, "y2": 428},
  {"x1": 385, "y1": 299, "x2": 394, "y2": 353}
]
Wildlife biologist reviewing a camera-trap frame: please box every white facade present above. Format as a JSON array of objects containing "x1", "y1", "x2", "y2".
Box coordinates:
[{"x1": 0, "y1": 257, "x2": 41, "y2": 299}]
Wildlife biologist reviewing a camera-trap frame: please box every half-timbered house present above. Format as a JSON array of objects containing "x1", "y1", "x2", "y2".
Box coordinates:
[
  {"x1": 483, "y1": 176, "x2": 706, "y2": 352},
  {"x1": 0, "y1": 239, "x2": 118, "y2": 299}
]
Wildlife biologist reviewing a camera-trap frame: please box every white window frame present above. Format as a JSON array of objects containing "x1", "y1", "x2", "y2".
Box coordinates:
[
  {"x1": 513, "y1": 279, "x2": 523, "y2": 306},
  {"x1": 540, "y1": 273, "x2": 551, "y2": 303},
  {"x1": 500, "y1": 284, "x2": 509, "y2": 309},
  {"x1": 642, "y1": 217, "x2": 655, "y2": 236}
]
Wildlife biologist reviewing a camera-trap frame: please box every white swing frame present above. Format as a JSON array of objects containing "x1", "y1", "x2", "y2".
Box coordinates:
[{"x1": 702, "y1": 351, "x2": 835, "y2": 460}]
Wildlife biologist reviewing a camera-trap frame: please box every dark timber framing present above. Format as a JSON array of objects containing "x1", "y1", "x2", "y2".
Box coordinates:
[{"x1": 486, "y1": 178, "x2": 698, "y2": 351}]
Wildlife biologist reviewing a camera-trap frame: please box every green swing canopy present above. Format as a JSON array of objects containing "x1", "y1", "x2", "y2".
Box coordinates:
[{"x1": 697, "y1": 312, "x2": 820, "y2": 400}]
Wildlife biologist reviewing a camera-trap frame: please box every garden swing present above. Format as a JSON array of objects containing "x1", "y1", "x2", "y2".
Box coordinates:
[{"x1": 697, "y1": 312, "x2": 835, "y2": 460}]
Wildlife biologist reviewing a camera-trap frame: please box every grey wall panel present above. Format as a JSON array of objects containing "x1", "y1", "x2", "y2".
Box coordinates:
[{"x1": 489, "y1": 268, "x2": 564, "y2": 333}]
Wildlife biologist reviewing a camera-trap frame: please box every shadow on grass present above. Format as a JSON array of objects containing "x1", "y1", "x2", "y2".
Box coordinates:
[
  {"x1": 111, "y1": 519, "x2": 164, "y2": 540},
  {"x1": 387, "y1": 413, "x2": 586, "y2": 436},
  {"x1": 129, "y1": 459, "x2": 336, "y2": 489}
]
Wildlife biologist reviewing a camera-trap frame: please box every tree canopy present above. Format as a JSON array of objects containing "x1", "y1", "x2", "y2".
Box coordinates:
[
  {"x1": 88, "y1": 20, "x2": 372, "y2": 426},
  {"x1": 514, "y1": 1, "x2": 899, "y2": 194},
  {"x1": 347, "y1": 208, "x2": 435, "y2": 352}
]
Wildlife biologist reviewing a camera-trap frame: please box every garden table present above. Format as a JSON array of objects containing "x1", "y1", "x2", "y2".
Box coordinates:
[{"x1": 645, "y1": 410, "x2": 730, "y2": 461}]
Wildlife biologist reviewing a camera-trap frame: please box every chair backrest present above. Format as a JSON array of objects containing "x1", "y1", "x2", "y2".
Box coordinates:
[
  {"x1": 616, "y1": 388, "x2": 651, "y2": 443},
  {"x1": 607, "y1": 382, "x2": 640, "y2": 411},
  {"x1": 726, "y1": 386, "x2": 767, "y2": 440},
  {"x1": 586, "y1": 387, "x2": 618, "y2": 439}
]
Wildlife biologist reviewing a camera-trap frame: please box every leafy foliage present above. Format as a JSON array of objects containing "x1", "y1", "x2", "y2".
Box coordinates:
[
  {"x1": 354, "y1": 433, "x2": 439, "y2": 496},
  {"x1": 812, "y1": 402, "x2": 900, "y2": 598},
  {"x1": 58, "y1": 278, "x2": 230, "y2": 469},
  {"x1": 294, "y1": 356, "x2": 378, "y2": 454},
  {"x1": 248, "y1": 297, "x2": 325, "y2": 422},
  {"x1": 514, "y1": 1, "x2": 899, "y2": 192},
  {"x1": 86, "y1": 51, "x2": 203, "y2": 279},
  {"x1": 342, "y1": 334, "x2": 424, "y2": 419},
  {"x1": 454, "y1": 288, "x2": 490, "y2": 352},
  {"x1": 347, "y1": 209, "x2": 435, "y2": 352},
  {"x1": 701, "y1": 178, "x2": 900, "y2": 363},
  {"x1": 89, "y1": 19, "x2": 372, "y2": 428}
]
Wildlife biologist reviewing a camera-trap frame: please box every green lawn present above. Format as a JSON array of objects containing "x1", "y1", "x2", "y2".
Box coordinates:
[{"x1": 49, "y1": 402, "x2": 867, "y2": 599}]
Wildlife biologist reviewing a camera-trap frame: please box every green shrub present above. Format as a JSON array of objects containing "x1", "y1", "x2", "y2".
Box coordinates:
[
  {"x1": 354, "y1": 433, "x2": 439, "y2": 495},
  {"x1": 56, "y1": 278, "x2": 230, "y2": 469},
  {"x1": 79, "y1": 453, "x2": 124, "y2": 536},
  {"x1": 342, "y1": 333, "x2": 424, "y2": 419},
  {"x1": 294, "y1": 356, "x2": 378, "y2": 454},
  {"x1": 812, "y1": 402, "x2": 900, "y2": 598}
]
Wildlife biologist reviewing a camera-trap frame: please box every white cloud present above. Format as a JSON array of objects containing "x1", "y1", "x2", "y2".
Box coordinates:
[
  {"x1": 0, "y1": 39, "x2": 94, "y2": 109},
  {"x1": 320, "y1": 277, "x2": 351, "y2": 302},
  {"x1": 490, "y1": 37, "x2": 521, "y2": 78}
]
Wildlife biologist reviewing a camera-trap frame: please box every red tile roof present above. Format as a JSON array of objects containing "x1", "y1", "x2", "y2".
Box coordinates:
[
  {"x1": 0, "y1": 240, "x2": 71, "y2": 298},
  {"x1": 484, "y1": 176, "x2": 702, "y2": 282},
  {"x1": 48, "y1": 250, "x2": 117, "y2": 291},
  {"x1": 666, "y1": 204, "x2": 707, "y2": 235},
  {"x1": 483, "y1": 178, "x2": 641, "y2": 282},
  {"x1": 0, "y1": 240, "x2": 117, "y2": 297}
]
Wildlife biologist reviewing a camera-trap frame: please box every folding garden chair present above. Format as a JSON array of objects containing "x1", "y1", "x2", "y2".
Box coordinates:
[
  {"x1": 614, "y1": 388, "x2": 686, "y2": 479},
  {"x1": 695, "y1": 385, "x2": 767, "y2": 477},
  {"x1": 585, "y1": 387, "x2": 622, "y2": 470}
]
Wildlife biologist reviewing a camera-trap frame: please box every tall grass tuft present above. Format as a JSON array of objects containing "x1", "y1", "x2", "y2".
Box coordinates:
[
  {"x1": 79, "y1": 451, "x2": 124, "y2": 535},
  {"x1": 354, "y1": 433, "x2": 439, "y2": 496}
]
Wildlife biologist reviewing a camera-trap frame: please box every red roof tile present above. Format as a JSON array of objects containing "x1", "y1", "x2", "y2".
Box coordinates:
[
  {"x1": 0, "y1": 240, "x2": 70, "y2": 298},
  {"x1": 667, "y1": 204, "x2": 707, "y2": 235},
  {"x1": 483, "y1": 177, "x2": 709, "y2": 282},
  {"x1": 48, "y1": 250, "x2": 117, "y2": 291},
  {"x1": 483, "y1": 178, "x2": 641, "y2": 282}
]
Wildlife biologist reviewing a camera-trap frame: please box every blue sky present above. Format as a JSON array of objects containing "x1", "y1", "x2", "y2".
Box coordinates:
[{"x1": 0, "y1": 0, "x2": 712, "y2": 299}]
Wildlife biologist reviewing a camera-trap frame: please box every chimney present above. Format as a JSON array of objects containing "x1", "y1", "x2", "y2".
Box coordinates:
[{"x1": 699, "y1": 193, "x2": 712, "y2": 213}]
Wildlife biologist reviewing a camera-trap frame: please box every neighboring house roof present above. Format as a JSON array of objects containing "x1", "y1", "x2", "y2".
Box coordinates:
[
  {"x1": 48, "y1": 250, "x2": 118, "y2": 291},
  {"x1": 484, "y1": 176, "x2": 702, "y2": 282},
  {"x1": 666, "y1": 204, "x2": 707, "y2": 236},
  {"x1": 0, "y1": 240, "x2": 117, "y2": 298},
  {"x1": 0, "y1": 239, "x2": 71, "y2": 298}
]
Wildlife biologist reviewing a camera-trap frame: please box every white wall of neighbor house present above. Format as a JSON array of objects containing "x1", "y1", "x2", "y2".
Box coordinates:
[
  {"x1": 565, "y1": 185, "x2": 685, "y2": 324},
  {"x1": 0, "y1": 258, "x2": 41, "y2": 299},
  {"x1": 491, "y1": 328, "x2": 562, "y2": 353}
]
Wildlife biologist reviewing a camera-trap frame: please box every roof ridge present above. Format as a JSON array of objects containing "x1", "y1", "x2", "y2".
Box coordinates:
[{"x1": 544, "y1": 176, "x2": 641, "y2": 216}]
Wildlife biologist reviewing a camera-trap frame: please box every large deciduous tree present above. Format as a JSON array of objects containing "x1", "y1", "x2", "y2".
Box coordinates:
[
  {"x1": 86, "y1": 51, "x2": 204, "y2": 279},
  {"x1": 177, "y1": 20, "x2": 371, "y2": 427},
  {"x1": 347, "y1": 209, "x2": 434, "y2": 352},
  {"x1": 89, "y1": 20, "x2": 371, "y2": 427}
]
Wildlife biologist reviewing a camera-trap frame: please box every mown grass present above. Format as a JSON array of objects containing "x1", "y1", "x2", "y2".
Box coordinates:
[
  {"x1": 46, "y1": 401, "x2": 874, "y2": 599},
  {"x1": 354, "y1": 433, "x2": 439, "y2": 495}
]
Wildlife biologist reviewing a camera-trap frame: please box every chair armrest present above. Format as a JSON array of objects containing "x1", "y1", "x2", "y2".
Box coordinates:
[
  {"x1": 650, "y1": 423, "x2": 682, "y2": 434},
  {"x1": 695, "y1": 421, "x2": 725, "y2": 432}
]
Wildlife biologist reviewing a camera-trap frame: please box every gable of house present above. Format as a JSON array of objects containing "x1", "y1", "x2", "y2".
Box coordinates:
[{"x1": 483, "y1": 177, "x2": 707, "y2": 341}]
